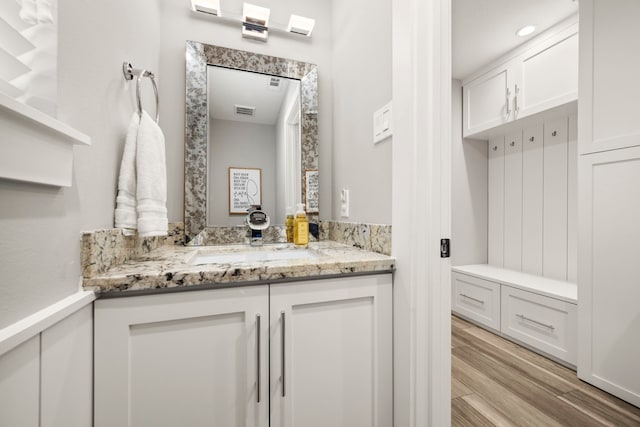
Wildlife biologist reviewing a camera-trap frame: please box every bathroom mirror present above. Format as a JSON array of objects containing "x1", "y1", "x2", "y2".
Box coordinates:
[{"x1": 185, "y1": 41, "x2": 318, "y2": 244}]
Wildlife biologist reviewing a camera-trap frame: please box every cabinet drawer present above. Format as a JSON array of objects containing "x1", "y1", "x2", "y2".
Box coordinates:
[
  {"x1": 452, "y1": 273, "x2": 501, "y2": 331},
  {"x1": 501, "y1": 286, "x2": 577, "y2": 365}
]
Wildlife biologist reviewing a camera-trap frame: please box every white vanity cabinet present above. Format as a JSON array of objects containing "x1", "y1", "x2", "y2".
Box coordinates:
[
  {"x1": 462, "y1": 18, "x2": 578, "y2": 138},
  {"x1": 269, "y1": 274, "x2": 392, "y2": 427},
  {"x1": 94, "y1": 274, "x2": 393, "y2": 427},
  {"x1": 94, "y1": 286, "x2": 270, "y2": 427}
]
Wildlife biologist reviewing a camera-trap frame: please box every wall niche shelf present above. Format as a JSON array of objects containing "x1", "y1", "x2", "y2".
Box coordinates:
[{"x1": 0, "y1": 93, "x2": 91, "y2": 187}]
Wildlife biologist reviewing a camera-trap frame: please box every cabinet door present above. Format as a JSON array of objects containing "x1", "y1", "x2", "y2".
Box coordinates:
[
  {"x1": 516, "y1": 24, "x2": 578, "y2": 119},
  {"x1": 462, "y1": 64, "x2": 513, "y2": 138},
  {"x1": 578, "y1": 146, "x2": 640, "y2": 407},
  {"x1": 270, "y1": 274, "x2": 392, "y2": 427},
  {"x1": 95, "y1": 286, "x2": 269, "y2": 427}
]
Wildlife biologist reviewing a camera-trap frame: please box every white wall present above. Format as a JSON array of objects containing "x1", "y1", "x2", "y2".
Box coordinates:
[
  {"x1": 157, "y1": 0, "x2": 333, "y2": 223},
  {"x1": 331, "y1": 0, "x2": 392, "y2": 224},
  {"x1": 451, "y1": 80, "x2": 488, "y2": 266},
  {"x1": 0, "y1": 0, "x2": 160, "y2": 329},
  {"x1": 208, "y1": 119, "x2": 277, "y2": 226}
]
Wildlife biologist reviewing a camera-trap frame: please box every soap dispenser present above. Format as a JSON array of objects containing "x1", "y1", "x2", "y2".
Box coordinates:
[
  {"x1": 285, "y1": 206, "x2": 294, "y2": 243},
  {"x1": 293, "y1": 203, "x2": 309, "y2": 246}
]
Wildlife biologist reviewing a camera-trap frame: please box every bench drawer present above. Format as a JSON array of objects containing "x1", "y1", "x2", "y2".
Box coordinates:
[
  {"x1": 452, "y1": 272, "x2": 501, "y2": 331},
  {"x1": 501, "y1": 286, "x2": 577, "y2": 365}
]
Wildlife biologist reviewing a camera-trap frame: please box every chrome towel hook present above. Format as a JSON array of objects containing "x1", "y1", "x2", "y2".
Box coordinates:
[{"x1": 122, "y1": 62, "x2": 160, "y2": 123}]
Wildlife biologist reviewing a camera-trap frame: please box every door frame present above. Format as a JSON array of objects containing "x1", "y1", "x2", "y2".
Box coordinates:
[{"x1": 391, "y1": 0, "x2": 452, "y2": 425}]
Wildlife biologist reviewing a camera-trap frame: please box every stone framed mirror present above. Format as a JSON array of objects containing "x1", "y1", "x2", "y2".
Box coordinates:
[{"x1": 184, "y1": 40, "x2": 318, "y2": 244}]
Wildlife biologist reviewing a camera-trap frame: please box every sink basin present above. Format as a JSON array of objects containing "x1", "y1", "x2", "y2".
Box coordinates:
[{"x1": 192, "y1": 248, "x2": 318, "y2": 265}]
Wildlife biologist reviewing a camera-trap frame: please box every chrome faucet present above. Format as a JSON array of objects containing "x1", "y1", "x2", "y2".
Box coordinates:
[{"x1": 246, "y1": 205, "x2": 270, "y2": 246}]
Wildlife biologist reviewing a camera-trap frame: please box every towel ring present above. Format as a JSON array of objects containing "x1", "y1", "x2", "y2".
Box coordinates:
[
  {"x1": 136, "y1": 70, "x2": 159, "y2": 123},
  {"x1": 122, "y1": 62, "x2": 159, "y2": 123}
]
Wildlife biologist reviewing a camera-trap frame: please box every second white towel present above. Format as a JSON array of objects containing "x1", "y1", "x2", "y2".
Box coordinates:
[{"x1": 136, "y1": 111, "x2": 168, "y2": 237}]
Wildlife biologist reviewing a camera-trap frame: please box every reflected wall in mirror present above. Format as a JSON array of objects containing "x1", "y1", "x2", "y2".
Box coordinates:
[
  {"x1": 185, "y1": 40, "x2": 318, "y2": 244},
  {"x1": 207, "y1": 67, "x2": 300, "y2": 226}
]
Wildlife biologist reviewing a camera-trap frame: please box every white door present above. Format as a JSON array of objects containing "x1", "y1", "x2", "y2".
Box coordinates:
[
  {"x1": 269, "y1": 275, "x2": 392, "y2": 427},
  {"x1": 94, "y1": 286, "x2": 269, "y2": 427},
  {"x1": 462, "y1": 64, "x2": 513, "y2": 137}
]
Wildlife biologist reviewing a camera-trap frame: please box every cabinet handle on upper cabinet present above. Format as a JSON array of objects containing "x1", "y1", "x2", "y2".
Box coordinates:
[
  {"x1": 280, "y1": 311, "x2": 286, "y2": 397},
  {"x1": 505, "y1": 87, "x2": 512, "y2": 120},
  {"x1": 516, "y1": 313, "x2": 555, "y2": 331},
  {"x1": 256, "y1": 314, "x2": 261, "y2": 403}
]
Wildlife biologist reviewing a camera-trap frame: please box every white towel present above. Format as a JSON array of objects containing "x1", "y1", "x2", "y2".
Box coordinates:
[
  {"x1": 114, "y1": 113, "x2": 140, "y2": 234},
  {"x1": 136, "y1": 111, "x2": 168, "y2": 237},
  {"x1": 18, "y1": 0, "x2": 38, "y2": 25},
  {"x1": 36, "y1": 0, "x2": 54, "y2": 24}
]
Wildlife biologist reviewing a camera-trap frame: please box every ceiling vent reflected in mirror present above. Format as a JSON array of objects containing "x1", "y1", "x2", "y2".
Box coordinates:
[
  {"x1": 234, "y1": 104, "x2": 256, "y2": 116},
  {"x1": 268, "y1": 77, "x2": 281, "y2": 91}
]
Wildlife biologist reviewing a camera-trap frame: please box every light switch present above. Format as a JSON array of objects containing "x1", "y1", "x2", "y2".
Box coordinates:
[{"x1": 373, "y1": 101, "x2": 393, "y2": 144}]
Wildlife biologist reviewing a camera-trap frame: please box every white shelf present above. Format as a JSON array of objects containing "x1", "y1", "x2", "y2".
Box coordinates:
[
  {"x1": 452, "y1": 264, "x2": 577, "y2": 304},
  {"x1": 0, "y1": 93, "x2": 90, "y2": 145},
  {"x1": 0, "y1": 92, "x2": 90, "y2": 187}
]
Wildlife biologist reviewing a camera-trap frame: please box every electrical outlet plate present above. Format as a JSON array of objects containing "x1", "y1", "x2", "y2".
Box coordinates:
[
  {"x1": 340, "y1": 188, "x2": 350, "y2": 217},
  {"x1": 373, "y1": 101, "x2": 392, "y2": 144}
]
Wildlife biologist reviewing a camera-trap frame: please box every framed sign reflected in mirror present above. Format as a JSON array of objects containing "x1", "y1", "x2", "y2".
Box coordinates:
[{"x1": 229, "y1": 167, "x2": 262, "y2": 214}]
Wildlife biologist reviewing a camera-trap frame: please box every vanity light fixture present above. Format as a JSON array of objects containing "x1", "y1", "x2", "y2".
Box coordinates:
[
  {"x1": 190, "y1": 1, "x2": 315, "y2": 42},
  {"x1": 287, "y1": 14, "x2": 315, "y2": 36},
  {"x1": 516, "y1": 25, "x2": 536, "y2": 37},
  {"x1": 191, "y1": 0, "x2": 220, "y2": 16},
  {"x1": 242, "y1": 3, "x2": 270, "y2": 41}
]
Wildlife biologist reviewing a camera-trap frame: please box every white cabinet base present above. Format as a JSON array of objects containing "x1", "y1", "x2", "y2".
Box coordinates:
[{"x1": 452, "y1": 265, "x2": 577, "y2": 367}]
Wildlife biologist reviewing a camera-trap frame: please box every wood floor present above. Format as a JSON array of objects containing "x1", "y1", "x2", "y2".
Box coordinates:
[{"x1": 451, "y1": 315, "x2": 640, "y2": 427}]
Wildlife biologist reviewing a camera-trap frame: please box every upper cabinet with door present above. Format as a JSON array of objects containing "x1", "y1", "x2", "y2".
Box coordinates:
[{"x1": 463, "y1": 16, "x2": 578, "y2": 138}]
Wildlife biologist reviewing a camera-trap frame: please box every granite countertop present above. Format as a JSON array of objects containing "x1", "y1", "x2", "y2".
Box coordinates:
[{"x1": 83, "y1": 242, "x2": 395, "y2": 295}]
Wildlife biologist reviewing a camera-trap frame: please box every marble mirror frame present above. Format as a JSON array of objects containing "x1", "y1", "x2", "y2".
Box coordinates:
[{"x1": 184, "y1": 40, "x2": 318, "y2": 244}]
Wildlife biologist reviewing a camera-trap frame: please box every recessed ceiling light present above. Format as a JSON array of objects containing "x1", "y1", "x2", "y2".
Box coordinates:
[{"x1": 516, "y1": 25, "x2": 536, "y2": 37}]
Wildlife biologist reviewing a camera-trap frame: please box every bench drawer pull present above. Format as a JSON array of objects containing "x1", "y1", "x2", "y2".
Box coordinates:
[
  {"x1": 460, "y1": 293, "x2": 485, "y2": 305},
  {"x1": 516, "y1": 313, "x2": 555, "y2": 331}
]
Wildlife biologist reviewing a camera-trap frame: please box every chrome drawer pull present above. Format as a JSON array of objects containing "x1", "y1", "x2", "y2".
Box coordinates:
[
  {"x1": 516, "y1": 314, "x2": 555, "y2": 331},
  {"x1": 281, "y1": 311, "x2": 286, "y2": 397},
  {"x1": 256, "y1": 314, "x2": 261, "y2": 403},
  {"x1": 460, "y1": 293, "x2": 484, "y2": 305}
]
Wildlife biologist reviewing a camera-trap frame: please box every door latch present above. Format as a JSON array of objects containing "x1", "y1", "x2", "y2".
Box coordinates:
[{"x1": 440, "y1": 239, "x2": 450, "y2": 258}]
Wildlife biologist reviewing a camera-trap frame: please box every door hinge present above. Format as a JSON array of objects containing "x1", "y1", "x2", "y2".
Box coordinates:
[{"x1": 440, "y1": 239, "x2": 450, "y2": 258}]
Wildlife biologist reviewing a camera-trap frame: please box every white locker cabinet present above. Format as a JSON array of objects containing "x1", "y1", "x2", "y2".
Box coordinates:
[
  {"x1": 462, "y1": 17, "x2": 578, "y2": 138},
  {"x1": 94, "y1": 286, "x2": 270, "y2": 427},
  {"x1": 578, "y1": 145, "x2": 640, "y2": 407},
  {"x1": 517, "y1": 26, "x2": 579, "y2": 119},
  {"x1": 580, "y1": 0, "x2": 640, "y2": 154},
  {"x1": 451, "y1": 272, "x2": 501, "y2": 332},
  {"x1": 462, "y1": 65, "x2": 514, "y2": 137},
  {"x1": 270, "y1": 274, "x2": 392, "y2": 427}
]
